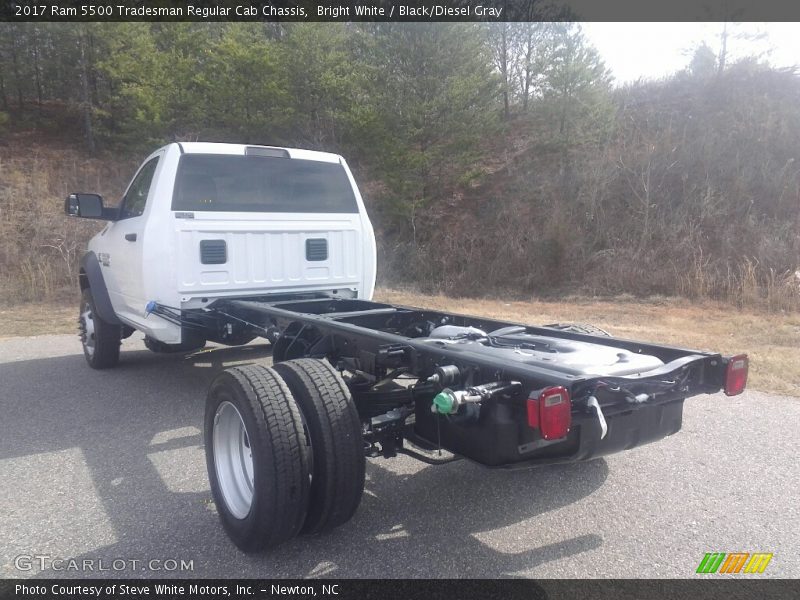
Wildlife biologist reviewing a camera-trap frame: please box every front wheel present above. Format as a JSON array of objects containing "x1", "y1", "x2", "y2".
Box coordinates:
[
  {"x1": 205, "y1": 364, "x2": 310, "y2": 552},
  {"x1": 79, "y1": 288, "x2": 121, "y2": 369}
]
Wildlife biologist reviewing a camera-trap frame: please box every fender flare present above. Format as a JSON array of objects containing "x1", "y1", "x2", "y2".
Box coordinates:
[{"x1": 79, "y1": 252, "x2": 122, "y2": 326}]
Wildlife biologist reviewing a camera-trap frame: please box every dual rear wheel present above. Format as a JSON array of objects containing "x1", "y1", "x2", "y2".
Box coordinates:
[
  {"x1": 78, "y1": 287, "x2": 365, "y2": 552},
  {"x1": 204, "y1": 358, "x2": 365, "y2": 552}
]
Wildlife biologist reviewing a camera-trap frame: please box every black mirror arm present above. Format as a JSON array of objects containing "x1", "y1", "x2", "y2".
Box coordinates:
[{"x1": 102, "y1": 206, "x2": 120, "y2": 220}]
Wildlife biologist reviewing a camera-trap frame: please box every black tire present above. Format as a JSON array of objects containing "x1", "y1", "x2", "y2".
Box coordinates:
[
  {"x1": 544, "y1": 323, "x2": 612, "y2": 336},
  {"x1": 272, "y1": 335, "x2": 291, "y2": 363},
  {"x1": 79, "y1": 288, "x2": 121, "y2": 369},
  {"x1": 271, "y1": 358, "x2": 365, "y2": 535},
  {"x1": 144, "y1": 334, "x2": 206, "y2": 354},
  {"x1": 204, "y1": 364, "x2": 310, "y2": 552}
]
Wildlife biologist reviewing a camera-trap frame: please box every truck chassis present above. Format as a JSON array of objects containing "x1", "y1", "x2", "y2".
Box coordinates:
[{"x1": 141, "y1": 293, "x2": 746, "y2": 552}]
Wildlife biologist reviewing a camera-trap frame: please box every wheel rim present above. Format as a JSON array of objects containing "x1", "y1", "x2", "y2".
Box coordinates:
[
  {"x1": 213, "y1": 401, "x2": 255, "y2": 519},
  {"x1": 79, "y1": 302, "x2": 96, "y2": 358}
]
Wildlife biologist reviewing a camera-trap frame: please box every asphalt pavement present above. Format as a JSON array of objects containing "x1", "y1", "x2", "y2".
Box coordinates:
[{"x1": 1, "y1": 333, "x2": 798, "y2": 578}]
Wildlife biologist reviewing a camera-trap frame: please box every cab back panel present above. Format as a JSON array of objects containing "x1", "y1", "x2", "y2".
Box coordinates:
[{"x1": 175, "y1": 215, "x2": 363, "y2": 295}]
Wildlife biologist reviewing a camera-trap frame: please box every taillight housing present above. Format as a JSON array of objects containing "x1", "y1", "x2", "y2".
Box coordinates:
[
  {"x1": 527, "y1": 386, "x2": 572, "y2": 440},
  {"x1": 724, "y1": 354, "x2": 749, "y2": 396}
]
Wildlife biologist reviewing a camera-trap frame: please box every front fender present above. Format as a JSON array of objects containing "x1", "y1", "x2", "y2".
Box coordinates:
[{"x1": 79, "y1": 252, "x2": 122, "y2": 325}]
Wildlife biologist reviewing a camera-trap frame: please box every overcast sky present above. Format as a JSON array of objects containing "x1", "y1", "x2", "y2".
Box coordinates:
[{"x1": 580, "y1": 22, "x2": 800, "y2": 84}]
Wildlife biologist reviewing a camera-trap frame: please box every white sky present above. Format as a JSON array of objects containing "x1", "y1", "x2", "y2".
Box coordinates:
[{"x1": 581, "y1": 22, "x2": 800, "y2": 84}]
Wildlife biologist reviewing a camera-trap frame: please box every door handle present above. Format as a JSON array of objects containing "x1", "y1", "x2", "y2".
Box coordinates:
[{"x1": 125, "y1": 233, "x2": 137, "y2": 242}]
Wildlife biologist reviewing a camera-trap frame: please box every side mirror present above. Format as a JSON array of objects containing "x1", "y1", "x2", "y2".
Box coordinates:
[{"x1": 65, "y1": 193, "x2": 107, "y2": 219}]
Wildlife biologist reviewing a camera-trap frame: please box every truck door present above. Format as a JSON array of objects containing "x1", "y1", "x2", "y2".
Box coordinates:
[{"x1": 103, "y1": 155, "x2": 160, "y2": 325}]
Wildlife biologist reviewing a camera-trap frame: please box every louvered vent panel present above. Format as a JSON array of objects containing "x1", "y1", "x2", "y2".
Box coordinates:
[
  {"x1": 305, "y1": 238, "x2": 328, "y2": 261},
  {"x1": 200, "y1": 240, "x2": 227, "y2": 265}
]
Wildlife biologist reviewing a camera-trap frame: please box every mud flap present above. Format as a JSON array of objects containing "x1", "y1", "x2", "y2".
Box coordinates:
[
  {"x1": 586, "y1": 396, "x2": 608, "y2": 440},
  {"x1": 80, "y1": 251, "x2": 122, "y2": 325}
]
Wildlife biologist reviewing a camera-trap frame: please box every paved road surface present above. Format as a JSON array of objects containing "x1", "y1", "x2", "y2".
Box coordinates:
[{"x1": 1, "y1": 334, "x2": 798, "y2": 578}]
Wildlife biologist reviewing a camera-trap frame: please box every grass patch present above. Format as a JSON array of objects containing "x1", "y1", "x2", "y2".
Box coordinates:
[{"x1": 0, "y1": 303, "x2": 78, "y2": 338}]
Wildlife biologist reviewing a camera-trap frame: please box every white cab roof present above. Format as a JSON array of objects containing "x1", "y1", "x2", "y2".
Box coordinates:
[{"x1": 177, "y1": 142, "x2": 342, "y2": 164}]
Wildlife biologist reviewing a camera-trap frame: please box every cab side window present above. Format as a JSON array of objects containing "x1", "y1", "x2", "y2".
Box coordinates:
[{"x1": 119, "y1": 158, "x2": 159, "y2": 219}]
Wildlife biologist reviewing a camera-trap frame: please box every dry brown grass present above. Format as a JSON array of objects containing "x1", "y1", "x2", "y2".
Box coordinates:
[
  {"x1": 0, "y1": 302, "x2": 77, "y2": 338},
  {"x1": 1, "y1": 289, "x2": 797, "y2": 398},
  {"x1": 375, "y1": 288, "x2": 800, "y2": 398},
  {"x1": 0, "y1": 138, "x2": 137, "y2": 303}
]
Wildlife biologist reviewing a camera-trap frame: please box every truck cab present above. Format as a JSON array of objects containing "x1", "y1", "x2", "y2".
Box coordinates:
[{"x1": 68, "y1": 142, "x2": 377, "y2": 348}]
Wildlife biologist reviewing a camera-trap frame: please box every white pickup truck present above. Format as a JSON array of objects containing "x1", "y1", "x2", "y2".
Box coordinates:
[
  {"x1": 66, "y1": 142, "x2": 747, "y2": 553},
  {"x1": 66, "y1": 142, "x2": 377, "y2": 367}
]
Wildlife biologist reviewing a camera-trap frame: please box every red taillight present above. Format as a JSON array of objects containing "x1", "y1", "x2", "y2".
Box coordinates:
[
  {"x1": 527, "y1": 386, "x2": 572, "y2": 440},
  {"x1": 724, "y1": 354, "x2": 749, "y2": 396}
]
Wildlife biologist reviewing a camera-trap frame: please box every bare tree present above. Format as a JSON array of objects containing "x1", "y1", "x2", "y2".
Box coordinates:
[
  {"x1": 487, "y1": 22, "x2": 515, "y2": 119},
  {"x1": 77, "y1": 26, "x2": 95, "y2": 153}
]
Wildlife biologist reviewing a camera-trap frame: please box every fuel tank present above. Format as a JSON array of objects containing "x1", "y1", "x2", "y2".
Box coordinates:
[{"x1": 421, "y1": 325, "x2": 664, "y2": 377}]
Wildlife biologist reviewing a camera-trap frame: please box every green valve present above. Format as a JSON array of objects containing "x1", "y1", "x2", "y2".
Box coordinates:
[{"x1": 433, "y1": 390, "x2": 457, "y2": 414}]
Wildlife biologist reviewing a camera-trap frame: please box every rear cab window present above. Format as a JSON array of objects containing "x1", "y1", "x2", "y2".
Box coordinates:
[{"x1": 171, "y1": 154, "x2": 359, "y2": 213}]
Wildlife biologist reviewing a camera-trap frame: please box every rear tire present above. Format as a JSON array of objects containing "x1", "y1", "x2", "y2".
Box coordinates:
[
  {"x1": 79, "y1": 288, "x2": 121, "y2": 369},
  {"x1": 204, "y1": 364, "x2": 310, "y2": 552},
  {"x1": 272, "y1": 358, "x2": 365, "y2": 534},
  {"x1": 544, "y1": 323, "x2": 612, "y2": 336}
]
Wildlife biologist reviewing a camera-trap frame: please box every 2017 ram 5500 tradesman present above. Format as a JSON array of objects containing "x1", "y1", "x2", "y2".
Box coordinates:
[{"x1": 66, "y1": 142, "x2": 748, "y2": 552}]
